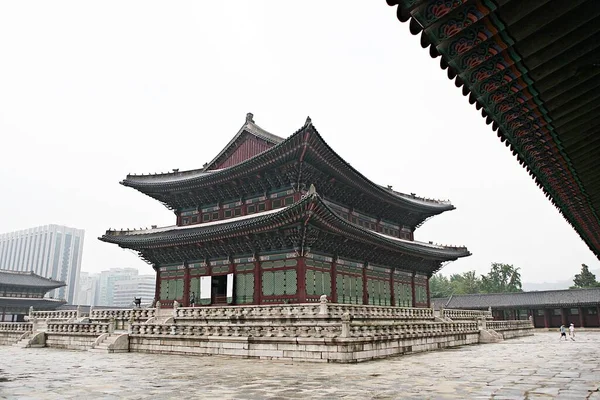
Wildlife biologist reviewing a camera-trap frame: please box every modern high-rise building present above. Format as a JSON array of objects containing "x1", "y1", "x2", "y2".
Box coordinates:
[
  {"x1": 0, "y1": 224, "x2": 85, "y2": 304},
  {"x1": 113, "y1": 274, "x2": 156, "y2": 307},
  {"x1": 94, "y1": 267, "x2": 139, "y2": 306},
  {"x1": 75, "y1": 271, "x2": 99, "y2": 306}
]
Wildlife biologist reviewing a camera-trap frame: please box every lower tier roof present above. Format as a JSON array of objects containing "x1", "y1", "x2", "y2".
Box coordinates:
[
  {"x1": 0, "y1": 270, "x2": 66, "y2": 290},
  {"x1": 101, "y1": 189, "x2": 470, "y2": 273}
]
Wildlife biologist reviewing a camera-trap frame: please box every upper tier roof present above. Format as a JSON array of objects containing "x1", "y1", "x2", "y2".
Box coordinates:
[
  {"x1": 121, "y1": 115, "x2": 455, "y2": 219},
  {"x1": 101, "y1": 189, "x2": 469, "y2": 271},
  {"x1": 0, "y1": 270, "x2": 66, "y2": 290},
  {"x1": 386, "y1": 0, "x2": 600, "y2": 259}
]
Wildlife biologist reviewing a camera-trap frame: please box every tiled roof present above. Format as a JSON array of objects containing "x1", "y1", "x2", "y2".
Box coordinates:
[
  {"x1": 386, "y1": 1, "x2": 600, "y2": 259},
  {"x1": 433, "y1": 288, "x2": 600, "y2": 309},
  {"x1": 0, "y1": 270, "x2": 66, "y2": 289}
]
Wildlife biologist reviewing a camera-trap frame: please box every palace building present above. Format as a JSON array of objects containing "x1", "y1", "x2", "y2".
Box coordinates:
[{"x1": 101, "y1": 114, "x2": 469, "y2": 308}]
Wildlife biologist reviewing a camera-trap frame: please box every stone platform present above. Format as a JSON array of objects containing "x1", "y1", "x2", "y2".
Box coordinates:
[{"x1": 0, "y1": 303, "x2": 533, "y2": 363}]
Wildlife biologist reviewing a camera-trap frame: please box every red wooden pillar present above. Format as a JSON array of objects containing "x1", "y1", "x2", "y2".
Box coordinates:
[
  {"x1": 579, "y1": 307, "x2": 585, "y2": 328},
  {"x1": 597, "y1": 305, "x2": 600, "y2": 327},
  {"x1": 154, "y1": 267, "x2": 161, "y2": 305},
  {"x1": 253, "y1": 256, "x2": 262, "y2": 305},
  {"x1": 561, "y1": 308, "x2": 567, "y2": 325},
  {"x1": 426, "y1": 275, "x2": 431, "y2": 308},
  {"x1": 411, "y1": 272, "x2": 416, "y2": 308},
  {"x1": 1, "y1": 307, "x2": 5, "y2": 322},
  {"x1": 362, "y1": 263, "x2": 368, "y2": 305},
  {"x1": 297, "y1": 256, "x2": 307, "y2": 303},
  {"x1": 544, "y1": 308, "x2": 549, "y2": 328},
  {"x1": 331, "y1": 258, "x2": 337, "y2": 303},
  {"x1": 183, "y1": 262, "x2": 190, "y2": 307},
  {"x1": 389, "y1": 270, "x2": 395, "y2": 307}
]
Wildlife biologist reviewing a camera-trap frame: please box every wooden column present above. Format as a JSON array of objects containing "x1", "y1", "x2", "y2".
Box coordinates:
[
  {"x1": 561, "y1": 308, "x2": 567, "y2": 325},
  {"x1": 1, "y1": 307, "x2": 5, "y2": 322},
  {"x1": 297, "y1": 256, "x2": 307, "y2": 303},
  {"x1": 253, "y1": 256, "x2": 261, "y2": 305},
  {"x1": 331, "y1": 258, "x2": 337, "y2": 303},
  {"x1": 544, "y1": 308, "x2": 549, "y2": 328},
  {"x1": 597, "y1": 305, "x2": 600, "y2": 327},
  {"x1": 426, "y1": 275, "x2": 431, "y2": 308},
  {"x1": 579, "y1": 307, "x2": 585, "y2": 328},
  {"x1": 389, "y1": 270, "x2": 395, "y2": 307},
  {"x1": 154, "y1": 267, "x2": 161, "y2": 304},
  {"x1": 411, "y1": 272, "x2": 416, "y2": 308},
  {"x1": 362, "y1": 263, "x2": 368, "y2": 305},
  {"x1": 183, "y1": 262, "x2": 190, "y2": 307}
]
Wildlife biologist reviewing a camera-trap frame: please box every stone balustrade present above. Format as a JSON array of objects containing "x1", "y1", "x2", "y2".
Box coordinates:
[
  {"x1": 0, "y1": 322, "x2": 33, "y2": 332},
  {"x1": 46, "y1": 322, "x2": 110, "y2": 334},
  {"x1": 487, "y1": 320, "x2": 533, "y2": 331},
  {"x1": 349, "y1": 321, "x2": 478, "y2": 338},
  {"x1": 174, "y1": 303, "x2": 434, "y2": 321},
  {"x1": 130, "y1": 323, "x2": 341, "y2": 338},
  {"x1": 90, "y1": 308, "x2": 155, "y2": 321},
  {"x1": 30, "y1": 310, "x2": 79, "y2": 320},
  {"x1": 442, "y1": 309, "x2": 493, "y2": 321}
]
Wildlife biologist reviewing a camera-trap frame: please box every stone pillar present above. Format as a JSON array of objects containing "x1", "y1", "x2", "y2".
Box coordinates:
[
  {"x1": 579, "y1": 307, "x2": 585, "y2": 328},
  {"x1": 76, "y1": 305, "x2": 81, "y2": 318},
  {"x1": 341, "y1": 312, "x2": 351, "y2": 338},
  {"x1": 411, "y1": 272, "x2": 416, "y2": 308},
  {"x1": 183, "y1": 262, "x2": 190, "y2": 307}
]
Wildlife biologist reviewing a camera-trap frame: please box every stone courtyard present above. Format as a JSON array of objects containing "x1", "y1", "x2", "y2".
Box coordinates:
[{"x1": 1, "y1": 331, "x2": 599, "y2": 399}]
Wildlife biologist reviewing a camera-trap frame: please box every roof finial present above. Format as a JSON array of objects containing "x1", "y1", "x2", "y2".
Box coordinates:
[
  {"x1": 305, "y1": 116, "x2": 312, "y2": 126},
  {"x1": 308, "y1": 183, "x2": 316, "y2": 196},
  {"x1": 246, "y1": 112, "x2": 254, "y2": 123}
]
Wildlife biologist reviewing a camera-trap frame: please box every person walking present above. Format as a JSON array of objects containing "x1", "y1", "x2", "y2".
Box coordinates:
[
  {"x1": 559, "y1": 324, "x2": 567, "y2": 341},
  {"x1": 569, "y1": 323, "x2": 575, "y2": 341}
]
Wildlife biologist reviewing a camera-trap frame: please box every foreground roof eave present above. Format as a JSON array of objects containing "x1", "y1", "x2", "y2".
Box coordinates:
[
  {"x1": 385, "y1": 1, "x2": 600, "y2": 259},
  {"x1": 99, "y1": 191, "x2": 469, "y2": 260}
]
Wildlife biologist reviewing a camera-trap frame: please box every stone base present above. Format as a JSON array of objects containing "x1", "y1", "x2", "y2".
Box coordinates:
[
  {"x1": 129, "y1": 332, "x2": 482, "y2": 363},
  {"x1": 0, "y1": 332, "x2": 26, "y2": 346},
  {"x1": 46, "y1": 333, "x2": 99, "y2": 351}
]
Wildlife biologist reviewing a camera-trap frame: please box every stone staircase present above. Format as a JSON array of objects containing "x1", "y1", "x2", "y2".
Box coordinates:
[
  {"x1": 88, "y1": 333, "x2": 129, "y2": 353},
  {"x1": 12, "y1": 332, "x2": 45, "y2": 348}
]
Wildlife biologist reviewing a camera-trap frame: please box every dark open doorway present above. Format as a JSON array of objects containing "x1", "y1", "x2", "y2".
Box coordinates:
[{"x1": 212, "y1": 275, "x2": 228, "y2": 304}]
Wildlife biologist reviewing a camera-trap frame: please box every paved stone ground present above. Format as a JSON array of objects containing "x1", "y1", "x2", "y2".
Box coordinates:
[{"x1": 0, "y1": 332, "x2": 599, "y2": 399}]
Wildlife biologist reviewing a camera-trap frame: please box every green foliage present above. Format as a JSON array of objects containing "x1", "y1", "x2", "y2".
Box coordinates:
[
  {"x1": 480, "y1": 263, "x2": 522, "y2": 293},
  {"x1": 430, "y1": 262, "x2": 523, "y2": 297},
  {"x1": 572, "y1": 264, "x2": 599, "y2": 288}
]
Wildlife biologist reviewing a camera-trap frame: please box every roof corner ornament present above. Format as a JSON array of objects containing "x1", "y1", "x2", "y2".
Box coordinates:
[
  {"x1": 246, "y1": 112, "x2": 254, "y2": 123},
  {"x1": 307, "y1": 183, "x2": 317, "y2": 196},
  {"x1": 305, "y1": 116, "x2": 312, "y2": 126}
]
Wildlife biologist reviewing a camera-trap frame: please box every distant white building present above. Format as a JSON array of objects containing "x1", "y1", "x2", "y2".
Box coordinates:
[
  {"x1": 94, "y1": 268, "x2": 139, "y2": 306},
  {"x1": 75, "y1": 271, "x2": 99, "y2": 306},
  {"x1": 0, "y1": 224, "x2": 85, "y2": 304},
  {"x1": 113, "y1": 275, "x2": 155, "y2": 307}
]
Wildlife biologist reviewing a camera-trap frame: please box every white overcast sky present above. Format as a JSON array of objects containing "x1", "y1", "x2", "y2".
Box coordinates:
[{"x1": 0, "y1": 1, "x2": 598, "y2": 284}]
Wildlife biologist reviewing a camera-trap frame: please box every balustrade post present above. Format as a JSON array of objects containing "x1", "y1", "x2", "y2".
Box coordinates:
[
  {"x1": 318, "y1": 294, "x2": 328, "y2": 315},
  {"x1": 341, "y1": 312, "x2": 351, "y2": 338}
]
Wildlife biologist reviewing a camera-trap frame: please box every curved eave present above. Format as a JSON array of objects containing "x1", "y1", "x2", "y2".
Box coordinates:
[
  {"x1": 100, "y1": 192, "x2": 469, "y2": 261},
  {"x1": 120, "y1": 121, "x2": 454, "y2": 216},
  {"x1": 386, "y1": 0, "x2": 600, "y2": 259}
]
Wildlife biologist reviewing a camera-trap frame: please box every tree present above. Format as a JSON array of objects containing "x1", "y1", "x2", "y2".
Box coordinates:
[
  {"x1": 480, "y1": 263, "x2": 522, "y2": 293},
  {"x1": 449, "y1": 271, "x2": 482, "y2": 294},
  {"x1": 572, "y1": 264, "x2": 599, "y2": 288},
  {"x1": 429, "y1": 274, "x2": 453, "y2": 298}
]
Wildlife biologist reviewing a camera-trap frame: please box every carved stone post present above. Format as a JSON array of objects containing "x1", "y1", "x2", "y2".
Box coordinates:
[
  {"x1": 319, "y1": 294, "x2": 328, "y2": 316},
  {"x1": 89, "y1": 306, "x2": 94, "y2": 320},
  {"x1": 29, "y1": 306, "x2": 34, "y2": 319},
  {"x1": 173, "y1": 300, "x2": 179, "y2": 318},
  {"x1": 76, "y1": 305, "x2": 81, "y2": 319},
  {"x1": 109, "y1": 317, "x2": 115, "y2": 334},
  {"x1": 341, "y1": 312, "x2": 351, "y2": 338},
  {"x1": 32, "y1": 318, "x2": 38, "y2": 332}
]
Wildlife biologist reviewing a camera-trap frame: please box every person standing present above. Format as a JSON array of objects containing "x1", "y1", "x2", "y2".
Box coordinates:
[
  {"x1": 569, "y1": 323, "x2": 575, "y2": 340},
  {"x1": 560, "y1": 324, "x2": 567, "y2": 341},
  {"x1": 190, "y1": 291, "x2": 196, "y2": 307}
]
